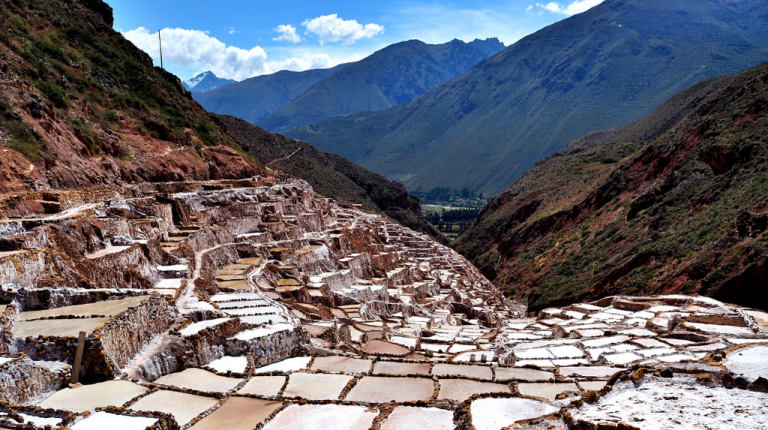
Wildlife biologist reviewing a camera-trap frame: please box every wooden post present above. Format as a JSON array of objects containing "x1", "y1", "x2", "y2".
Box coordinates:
[
  {"x1": 158, "y1": 29, "x2": 163, "y2": 69},
  {"x1": 71, "y1": 331, "x2": 86, "y2": 384}
]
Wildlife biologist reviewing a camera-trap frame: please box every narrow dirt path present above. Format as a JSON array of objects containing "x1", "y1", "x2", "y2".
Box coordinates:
[{"x1": 266, "y1": 147, "x2": 302, "y2": 167}]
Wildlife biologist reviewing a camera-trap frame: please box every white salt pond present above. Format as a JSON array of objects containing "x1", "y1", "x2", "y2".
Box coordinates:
[
  {"x1": 230, "y1": 323, "x2": 292, "y2": 340},
  {"x1": 494, "y1": 367, "x2": 553, "y2": 381},
  {"x1": 518, "y1": 383, "x2": 580, "y2": 401},
  {"x1": 38, "y1": 380, "x2": 148, "y2": 412},
  {"x1": 188, "y1": 397, "x2": 282, "y2": 430},
  {"x1": 282, "y1": 373, "x2": 352, "y2": 400},
  {"x1": 437, "y1": 378, "x2": 510, "y2": 401},
  {"x1": 4, "y1": 413, "x2": 62, "y2": 428},
  {"x1": 70, "y1": 412, "x2": 157, "y2": 430},
  {"x1": 254, "y1": 356, "x2": 311, "y2": 373},
  {"x1": 373, "y1": 361, "x2": 431, "y2": 375},
  {"x1": 261, "y1": 404, "x2": 377, "y2": 430},
  {"x1": 154, "y1": 368, "x2": 241, "y2": 392},
  {"x1": 432, "y1": 363, "x2": 492, "y2": 380},
  {"x1": 345, "y1": 376, "x2": 435, "y2": 403},
  {"x1": 380, "y1": 407, "x2": 454, "y2": 430},
  {"x1": 723, "y1": 345, "x2": 768, "y2": 382},
  {"x1": 470, "y1": 397, "x2": 559, "y2": 430},
  {"x1": 237, "y1": 376, "x2": 286, "y2": 396},
  {"x1": 17, "y1": 296, "x2": 149, "y2": 321},
  {"x1": 129, "y1": 390, "x2": 219, "y2": 426},
  {"x1": 207, "y1": 356, "x2": 248, "y2": 373},
  {"x1": 311, "y1": 356, "x2": 372, "y2": 374},
  {"x1": 180, "y1": 318, "x2": 231, "y2": 337}
]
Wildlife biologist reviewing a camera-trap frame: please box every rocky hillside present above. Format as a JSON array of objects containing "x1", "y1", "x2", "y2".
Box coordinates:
[
  {"x1": 0, "y1": 0, "x2": 264, "y2": 193},
  {"x1": 244, "y1": 38, "x2": 504, "y2": 132},
  {"x1": 284, "y1": 0, "x2": 768, "y2": 196},
  {"x1": 194, "y1": 64, "x2": 347, "y2": 124},
  {"x1": 455, "y1": 61, "x2": 768, "y2": 312},
  {"x1": 216, "y1": 114, "x2": 447, "y2": 244}
]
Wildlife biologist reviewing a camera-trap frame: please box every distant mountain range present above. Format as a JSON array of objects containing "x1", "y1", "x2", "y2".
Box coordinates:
[
  {"x1": 183, "y1": 71, "x2": 236, "y2": 93},
  {"x1": 283, "y1": 0, "x2": 768, "y2": 197},
  {"x1": 194, "y1": 38, "x2": 505, "y2": 129}
]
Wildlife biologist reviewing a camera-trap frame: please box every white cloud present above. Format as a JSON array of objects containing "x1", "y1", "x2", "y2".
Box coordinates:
[
  {"x1": 537, "y1": 0, "x2": 603, "y2": 15},
  {"x1": 302, "y1": 14, "x2": 384, "y2": 45},
  {"x1": 273, "y1": 24, "x2": 301, "y2": 43},
  {"x1": 526, "y1": 5, "x2": 534, "y2": 11},
  {"x1": 123, "y1": 27, "x2": 333, "y2": 80},
  {"x1": 227, "y1": 26, "x2": 240, "y2": 35}
]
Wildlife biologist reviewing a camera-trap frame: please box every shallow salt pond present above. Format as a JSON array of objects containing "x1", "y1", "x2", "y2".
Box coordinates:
[
  {"x1": 207, "y1": 356, "x2": 248, "y2": 374},
  {"x1": 261, "y1": 404, "x2": 376, "y2": 430},
  {"x1": 437, "y1": 378, "x2": 510, "y2": 401},
  {"x1": 154, "y1": 368, "x2": 241, "y2": 392},
  {"x1": 282, "y1": 373, "x2": 352, "y2": 400},
  {"x1": 188, "y1": 397, "x2": 282, "y2": 430},
  {"x1": 380, "y1": 407, "x2": 454, "y2": 430},
  {"x1": 432, "y1": 363, "x2": 492, "y2": 380},
  {"x1": 17, "y1": 296, "x2": 149, "y2": 321},
  {"x1": 518, "y1": 382, "x2": 580, "y2": 401},
  {"x1": 129, "y1": 390, "x2": 219, "y2": 426},
  {"x1": 494, "y1": 367, "x2": 553, "y2": 381},
  {"x1": 38, "y1": 380, "x2": 147, "y2": 412},
  {"x1": 580, "y1": 381, "x2": 608, "y2": 391},
  {"x1": 373, "y1": 361, "x2": 431, "y2": 375},
  {"x1": 237, "y1": 376, "x2": 286, "y2": 396},
  {"x1": 345, "y1": 376, "x2": 434, "y2": 403},
  {"x1": 558, "y1": 366, "x2": 618, "y2": 379},
  {"x1": 723, "y1": 345, "x2": 768, "y2": 382},
  {"x1": 180, "y1": 318, "x2": 231, "y2": 337},
  {"x1": 253, "y1": 356, "x2": 311, "y2": 373},
  {"x1": 470, "y1": 397, "x2": 559, "y2": 430},
  {"x1": 70, "y1": 412, "x2": 157, "y2": 430},
  {"x1": 13, "y1": 317, "x2": 111, "y2": 338},
  {"x1": 311, "y1": 356, "x2": 372, "y2": 374}
]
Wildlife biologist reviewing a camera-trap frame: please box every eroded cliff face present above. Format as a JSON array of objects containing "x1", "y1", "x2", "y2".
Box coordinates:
[{"x1": 456, "y1": 62, "x2": 768, "y2": 312}]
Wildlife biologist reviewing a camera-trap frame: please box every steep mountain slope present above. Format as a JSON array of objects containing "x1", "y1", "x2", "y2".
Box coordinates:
[
  {"x1": 216, "y1": 114, "x2": 447, "y2": 244},
  {"x1": 183, "y1": 71, "x2": 236, "y2": 93},
  {"x1": 284, "y1": 0, "x2": 768, "y2": 196},
  {"x1": 455, "y1": 61, "x2": 768, "y2": 311},
  {"x1": 193, "y1": 65, "x2": 347, "y2": 124},
  {"x1": 256, "y1": 38, "x2": 505, "y2": 132},
  {"x1": 0, "y1": 0, "x2": 262, "y2": 194}
]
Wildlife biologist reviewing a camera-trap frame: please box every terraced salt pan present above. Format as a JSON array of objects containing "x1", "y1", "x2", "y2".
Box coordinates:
[
  {"x1": 311, "y1": 356, "x2": 372, "y2": 374},
  {"x1": 515, "y1": 360, "x2": 554, "y2": 367},
  {"x1": 129, "y1": 390, "x2": 219, "y2": 426},
  {"x1": 363, "y1": 339, "x2": 410, "y2": 356},
  {"x1": 12, "y1": 318, "x2": 110, "y2": 337},
  {"x1": 0, "y1": 357, "x2": 14, "y2": 366},
  {"x1": 494, "y1": 367, "x2": 553, "y2": 381},
  {"x1": 188, "y1": 397, "x2": 282, "y2": 430},
  {"x1": 580, "y1": 381, "x2": 608, "y2": 391},
  {"x1": 262, "y1": 404, "x2": 377, "y2": 430},
  {"x1": 253, "y1": 356, "x2": 311, "y2": 373},
  {"x1": 373, "y1": 361, "x2": 431, "y2": 375},
  {"x1": 518, "y1": 383, "x2": 580, "y2": 401},
  {"x1": 345, "y1": 376, "x2": 435, "y2": 403},
  {"x1": 70, "y1": 412, "x2": 157, "y2": 430},
  {"x1": 180, "y1": 318, "x2": 230, "y2": 337},
  {"x1": 437, "y1": 378, "x2": 510, "y2": 401},
  {"x1": 452, "y1": 350, "x2": 495, "y2": 362},
  {"x1": 216, "y1": 300, "x2": 269, "y2": 309},
  {"x1": 282, "y1": 373, "x2": 352, "y2": 400},
  {"x1": 5, "y1": 413, "x2": 62, "y2": 428},
  {"x1": 155, "y1": 368, "x2": 241, "y2": 392},
  {"x1": 237, "y1": 376, "x2": 286, "y2": 396},
  {"x1": 223, "y1": 306, "x2": 280, "y2": 317},
  {"x1": 684, "y1": 322, "x2": 753, "y2": 335},
  {"x1": 432, "y1": 363, "x2": 492, "y2": 380},
  {"x1": 604, "y1": 352, "x2": 642, "y2": 365},
  {"x1": 574, "y1": 377, "x2": 768, "y2": 429},
  {"x1": 240, "y1": 314, "x2": 288, "y2": 325},
  {"x1": 559, "y1": 366, "x2": 619, "y2": 379},
  {"x1": 17, "y1": 296, "x2": 149, "y2": 321},
  {"x1": 38, "y1": 380, "x2": 148, "y2": 412},
  {"x1": 231, "y1": 323, "x2": 293, "y2": 340},
  {"x1": 210, "y1": 292, "x2": 263, "y2": 302},
  {"x1": 723, "y1": 345, "x2": 768, "y2": 382},
  {"x1": 381, "y1": 407, "x2": 454, "y2": 430},
  {"x1": 86, "y1": 245, "x2": 131, "y2": 259},
  {"x1": 207, "y1": 356, "x2": 248, "y2": 373},
  {"x1": 470, "y1": 398, "x2": 559, "y2": 430}
]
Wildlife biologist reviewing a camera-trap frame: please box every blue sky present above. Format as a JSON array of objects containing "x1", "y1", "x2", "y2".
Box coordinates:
[{"x1": 105, "y1": 0, "x2": 603, "y2": 81}]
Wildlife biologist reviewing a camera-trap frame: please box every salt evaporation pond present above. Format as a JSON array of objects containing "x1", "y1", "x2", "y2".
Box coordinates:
[
  {"x1": 70, "y1": 412, "x2": 157, "y2": 430},
  {"x1": 345, "y1": 376, "x2": 434, "y2": 403},
  {"x1": 237, "y1": 376, "x2": 286, "y2": 396},
  {"x1": 373, "y1": 361, "x2": 431, "y2": 375},
  {"x1": 38, "y1": 380, "x2": 148, "y2": 412},
  {"x1": 154, "y1": 368, "x2": 241, "y2": 392},
  {"x1": 437, "y1": 378, "x2": 510, "y2": 401},
  {"x1": 494, "y1": 367, "x2": 553, "y2": 381},
  {"x1": 311, "y1": 356, "x2": 372, "y2": 374},
  {"x1": 261, "y1": 404, "x2": 376, "y2": 430},
  {"x1": 13, "y1": 317, "x2": 111, "y2": 338},
  {"x1": 253, "y1": 356, "x2": 311, "y2": 373},
  {"x1": 723, "y1": 345, "x2": 768, "y2": 382},
  {"x1": 470, "y1": 398, "x2": 559, "y2": 430},
  {"x1": 129, "y1": 390, "x2": 219, "y2": 426},
  {"x1": 432, "y1": 363, "x2": 492, "y2": 380},
  {"x1": 380, "y1": 407, "x2": 454, "y2": 430},
  {"x1": 363, "y1": 339, "x2": 410, "y2": 356},
  {"x1": 16, "y1": 296, "x2": 149, "y2": 321},
  {"x1": 518, "y1": 382, "x2": 580, "y2": 401},
  {"x1": 188, "y1": 397, "x2": 282, "y2": 430},
  {"x1": 282, "y1": 373, "x2": 352, "y2": 400},
  {"x1": 207, "y1": 356, "x2": 248, "y2": 373}
]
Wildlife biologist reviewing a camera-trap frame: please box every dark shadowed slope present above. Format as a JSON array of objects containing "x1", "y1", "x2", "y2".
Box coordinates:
[
  {"x1": 455, "y1": 61, "x2": 768, "y2": 311},
  {"x1": 194, "y1": 65, "x2": 347, "y2": 124},
  {"x1": 216, "y1": 115, "x2": 447, "y2": 244},
  {"x1": 255, "y1": 38, "x2": 505, "y2": 132},
  {"x1": 284, "y1": 0, "x2": 768, "y2": 197}
]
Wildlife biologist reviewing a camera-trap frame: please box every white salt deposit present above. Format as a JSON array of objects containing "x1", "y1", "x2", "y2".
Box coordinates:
[
  {"x1": 180, "y1": 318, "x2": 230, "y2": 336},
  {"x1": 71, "y1": 412, "x2": 157, "y2": 430},
  {"x1": 380, "y1": 407, "x2": 454, "y2": 430},
  {"x1": 470, "y1": 398, "x2": 559, "y2": 430},
  {"x1": 253, "y1": 356, "x2": 311, "y2": 373},
  {"x1": 723, "y1": 345, "x2": 768, "y2": 382},
  {"x1": 261, "y1": 404, "x2": 376, "y2": 430},
  {"x1": 207, "y1": 356, "x2": 248, "y2": 373}
]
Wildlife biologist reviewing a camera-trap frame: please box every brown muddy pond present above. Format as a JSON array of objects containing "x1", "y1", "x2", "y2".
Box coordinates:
[
  {"x1": 188, "y1": 397, "x2": 282, "y2": 430},
  {"x1": 311, "y1": 356, "x2": 372, "y2": 374},
  {"x1": 363, "y1": 340, "x2": 410, "y2": 356},
  {"x1": 345, "y1": 377, "x2": 434, "y2": 403}
]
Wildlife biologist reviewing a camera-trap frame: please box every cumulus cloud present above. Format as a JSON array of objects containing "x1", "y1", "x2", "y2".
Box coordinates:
[
  {"x1": 537, "y1": 0, "x2": 603, "y2": 15},
  {"x1": 273, "y1": 24, "x2": 301, "y2": 43},
  {"x1": 123, "y1": 27, "x2": 332, "y2": 80},
  {"x1": 302, "y1": 14, "x2": 384, "y2": 45}
]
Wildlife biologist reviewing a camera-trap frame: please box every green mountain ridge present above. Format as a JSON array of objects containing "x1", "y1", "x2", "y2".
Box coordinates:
[{"x1": 283, "y1": 0, "x2": 768, "y2": 197}]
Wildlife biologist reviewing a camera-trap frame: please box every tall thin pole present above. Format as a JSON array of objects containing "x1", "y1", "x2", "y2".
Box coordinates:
[{"x1": 158, "y1": 29, "x2": 163, "y2": 69}]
